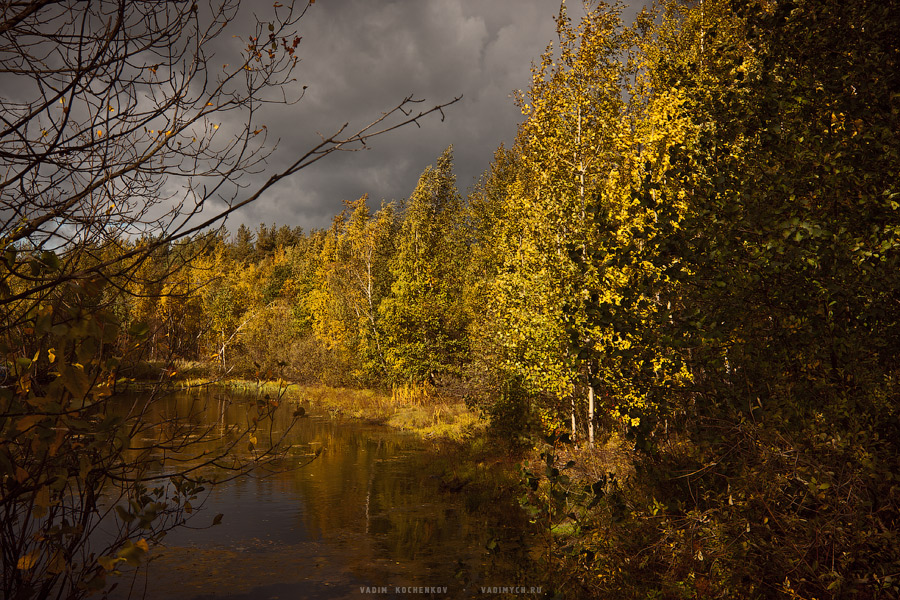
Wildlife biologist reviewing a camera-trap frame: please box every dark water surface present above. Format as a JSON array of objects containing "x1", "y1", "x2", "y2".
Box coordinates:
[{"x1": 108, "y1": 388, "x2": 538, "y2": 600}]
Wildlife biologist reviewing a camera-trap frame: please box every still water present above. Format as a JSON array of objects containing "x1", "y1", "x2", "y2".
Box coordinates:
[{"x1": 107, "y1": 388, "x2": 539, "y2": 600}]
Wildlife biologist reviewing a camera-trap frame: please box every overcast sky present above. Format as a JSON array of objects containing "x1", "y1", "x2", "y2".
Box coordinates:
[{"x1": 223, "y1": 0, "x2": 642, "y2": 234}]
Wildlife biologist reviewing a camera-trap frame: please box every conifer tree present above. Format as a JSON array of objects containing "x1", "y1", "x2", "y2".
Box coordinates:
[
  {"x1": 380, "y1": 147, "x2": 468, "y2": 384},
  {"x1": 232, "y1": 224, "x2": 256, "y2": 263}
]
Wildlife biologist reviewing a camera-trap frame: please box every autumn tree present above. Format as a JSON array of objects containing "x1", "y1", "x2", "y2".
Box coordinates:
[
  {"x1": 338, "y1": 197, "x2": 398, "y2": 379},
  {"x1": 508, "y1": 1, "x2": 900, "y2": 597},
  {"x1": 642, "y1": 0, "x2": 900, "y2": 595},
  {"x1": 469, "y1": 2, "x2": 661, "y2": 444},
  {"x1": 380, "y1": 147, "x2": 468, "y2": 384},
  {"x1": 0, "y1": 1, "x2": 458, "y2": 598},
  {"x1": 307, "y1": 196, "x2": 398, "y2": 383}
]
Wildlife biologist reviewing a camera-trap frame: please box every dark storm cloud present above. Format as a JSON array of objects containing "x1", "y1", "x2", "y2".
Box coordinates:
[{"x1": 226, "y1": 0, "x2": 641, "y2": 233}]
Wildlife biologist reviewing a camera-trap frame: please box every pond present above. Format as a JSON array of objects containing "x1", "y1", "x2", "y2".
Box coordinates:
[{"x1": 106, "y1": 387, "x2": 542, "y2": 600}]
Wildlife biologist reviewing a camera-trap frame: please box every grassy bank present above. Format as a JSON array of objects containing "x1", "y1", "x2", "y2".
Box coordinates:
[{"x1": 173, "y1": 370, "x2": 486, "y2": 442}]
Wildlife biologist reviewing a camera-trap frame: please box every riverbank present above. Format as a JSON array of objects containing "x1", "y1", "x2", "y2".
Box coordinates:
[
  {"x1": 130, "y1": 360, "x2": 520, "y2": 511},
  {"x1": 121, "y1": 358, "x2": 487, "y2": 442},
  {"x1": 105, "y1": 387, "x2": 538, "y2": 600},
  {"x1": 165, "y1": 363, "x2": 486, "y2": 442},
  {"x1": 171, "y1": 372, "x2": 532, "y2": 534}
]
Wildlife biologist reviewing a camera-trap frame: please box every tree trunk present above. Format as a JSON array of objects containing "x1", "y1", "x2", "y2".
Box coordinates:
[
  {"x1": 570, "y1": 395, "x2": 577, "y2": 443},
  {"x1": 588, "y1": 383, "x2": 595, "y2": 447}
]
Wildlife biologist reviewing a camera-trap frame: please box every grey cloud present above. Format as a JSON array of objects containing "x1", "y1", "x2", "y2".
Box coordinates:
[{"x1": 215, "y1": 0, "x2": 639, "y2": 234}]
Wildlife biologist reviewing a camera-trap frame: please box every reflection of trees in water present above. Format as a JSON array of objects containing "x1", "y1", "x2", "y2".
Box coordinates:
[
  {"x1": 290, "y1": 437, "x2": 482, "y2": 587},
  {"x1": 128, "y1": 388, "x2": 535, "y2": 595},
  {"x1": 281, "y1": 419, "x2": 531, "y2": 590},
  {"x1": 117, "y1": 389, "x2": 295, "y2": 477},
  {"x1": 365, "y1": 439, "x2": 381, "y2": 536}
]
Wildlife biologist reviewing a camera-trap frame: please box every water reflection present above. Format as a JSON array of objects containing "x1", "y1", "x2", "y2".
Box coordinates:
[{"x1": 110, "y1": 388, "x2": 536, "y2": 600}]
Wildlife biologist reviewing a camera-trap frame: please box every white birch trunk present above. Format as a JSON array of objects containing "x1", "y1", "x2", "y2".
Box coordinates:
[
  {"x1": 588, "y1": 383, "x2": 595, "y2": 447},
  {"x1": 570, "y1": 395, "x2": 577, "y2": 443}
]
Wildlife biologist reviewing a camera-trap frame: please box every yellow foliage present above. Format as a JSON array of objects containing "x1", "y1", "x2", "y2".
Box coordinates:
[{"x1": 17, "y1": 551, "x2": 39, "y2": 570}]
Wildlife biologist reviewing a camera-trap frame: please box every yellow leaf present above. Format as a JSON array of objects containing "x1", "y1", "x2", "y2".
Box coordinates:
[
  {"x1": 25, "y1": 396, "x2": 51, "y2": 409},
  {"x1": 16, "y1": 414, "x2": 43, "y2": 433},
  {"x1": 17, "y1": 551, "x2": 39, "y2": 570},
  {"x1": 47, "y1": 550, "x2": 67, "y2": 574},
  {"x1": 249, "y1": 435, "x2": 258, "y2": 445},
  {"x1": 49, "y1": 428, "x2": 66, "y2": 457},
  {"x1": 117, "y1": 539, "x2": 148, "y2": 566},
  {"x1": 35, "y1": 486, "x2": 50, "y2": 508},
  {"x1": 15, "y1": 466, "x2": 29, "y2": 483},
  {"x1": 48, "y1": 348, "x2": 56, "y2": 363}
]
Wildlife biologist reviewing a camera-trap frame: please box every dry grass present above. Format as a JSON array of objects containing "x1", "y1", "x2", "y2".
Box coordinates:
[
  {"x1": 570, "y1": 431, "x2": 634, "y2": 481},
  {"x1": 525, "y1": 430, "x2": 635, "y2": 485},
  {"x1": 175, "y1": 378, "x2": 486, "y2": 442},
  {"x1": 380, "y1": 383, "x2": 484, "y2": 440}
]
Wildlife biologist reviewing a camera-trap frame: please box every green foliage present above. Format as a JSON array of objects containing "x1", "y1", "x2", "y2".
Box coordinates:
[
  {"x1": 519, "y1": 438, "x2": 623, "y2": 599},
  {"x1": 231, "y1": 224, "x2": 256, "y2": 263},
  {"x1": 380, "y1": 147, "x2": 469, "y2": 384},
  {"x1": 636, "y1": 1, "x2": 900, "y2": 595}
]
